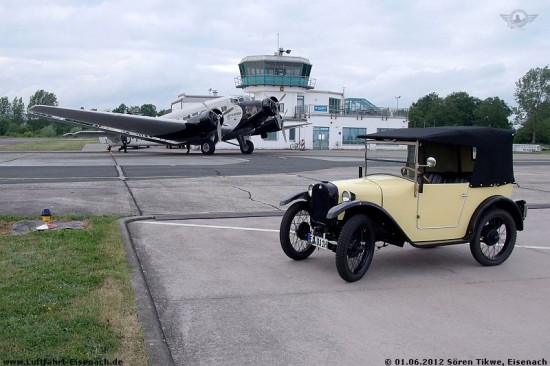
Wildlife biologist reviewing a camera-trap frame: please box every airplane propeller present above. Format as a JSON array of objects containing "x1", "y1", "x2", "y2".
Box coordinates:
[
  {"x1": 202, "y1": 103, "x2": 233, "y2": 142},
  {"x1": 263, "y1": 93, "x2": 286, "y2": 134},
  {"x1": 280, "y1": 109, "x2": 288, "y2": 142}
]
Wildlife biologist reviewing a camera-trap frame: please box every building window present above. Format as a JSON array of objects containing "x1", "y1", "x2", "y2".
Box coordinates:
[
  {"x1": 342, "y1": 127, "x2": 366, "y2": 145},
  {"x1": 329, "y1": 97, "x2": 340, "y2": 114},
  {"x1": 377, "y1": 128, "x2": 396, "y2": 133},
  {"x1": 289, "y1": 128, "x2": 296, "y2": 141},
  {"x1": 264, "y1": 132, "x2": 277, "y2": 141}
]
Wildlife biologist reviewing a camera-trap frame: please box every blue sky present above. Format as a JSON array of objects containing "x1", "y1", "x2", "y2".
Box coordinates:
[{"x1": 0, "y1": 0, "x2": 548, "y2": 111}]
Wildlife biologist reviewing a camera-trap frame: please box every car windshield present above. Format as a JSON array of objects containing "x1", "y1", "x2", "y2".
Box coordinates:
[{"x1": 364, "y1": 140, "x2": 418, "y2": 180}]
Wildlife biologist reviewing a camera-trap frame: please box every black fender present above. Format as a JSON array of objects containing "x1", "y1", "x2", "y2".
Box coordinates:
[
  {"x1": 466, "y1": 196, "x2": 526, "y2": 240},
  {"x1": 327, "y1": 201, "x2": 374, "y2": 219},
  {"x1": 327, "y1": 201, "x2": 410, "y2": 247},
  {"x1": 280, "y1": 191, "x2": 309, "y2": 206}
]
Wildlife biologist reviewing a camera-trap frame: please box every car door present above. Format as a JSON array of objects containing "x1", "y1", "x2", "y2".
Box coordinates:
[{"x1": 416, "y1": 182, "x2": 469, "y2": 229}]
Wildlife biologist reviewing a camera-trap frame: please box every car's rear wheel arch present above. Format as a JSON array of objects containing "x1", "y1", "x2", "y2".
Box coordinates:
[{"x1": 467, "y1": 196, "x2": 524, "y2": 240}]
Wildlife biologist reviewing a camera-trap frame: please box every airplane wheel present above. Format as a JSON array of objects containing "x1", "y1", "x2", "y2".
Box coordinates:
[
  {"x1": 201, "y1": 141, "x2": 215, "y2": 155},
  {"x1": 240, "y1": 140, "x2": 254, "y2": 154}
]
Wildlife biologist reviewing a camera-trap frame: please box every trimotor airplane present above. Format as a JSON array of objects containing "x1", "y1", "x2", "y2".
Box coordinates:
[{"x1": 28, "y1": 94, "x2": 294, "y2": 155}]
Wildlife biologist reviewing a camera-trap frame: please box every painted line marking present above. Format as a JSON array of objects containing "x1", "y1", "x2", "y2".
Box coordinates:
[
  {"x1": 141, "y1": 222, "x2": 550, "y2": 250},
  {"x1": 517, "y1": 245, "x2": 550, "y2": 250},
  {"x1": 142, "y1": 221, "x2": 279, "y2": 233},
  {"x1": 115, "y1": 165, "x2": 126, "y2": 181}
]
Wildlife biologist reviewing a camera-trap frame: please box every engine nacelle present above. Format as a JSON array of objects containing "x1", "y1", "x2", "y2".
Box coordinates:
[
  {"x1": 261, "y1": 97, "x2": 279, "y2": 116},
  {"x1": 253, "y1": 118, "x2": 280, "y2": 138},
  {"x1": 187, "y1": 109, "x2": 223, "y2": 129}
]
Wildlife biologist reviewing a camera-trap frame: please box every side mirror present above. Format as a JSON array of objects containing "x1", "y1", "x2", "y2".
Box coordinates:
[
  {"x1": 426, "y1": 157, "x2": 437, "y2": 168},
  {"x1": 418, "y1": 157, "x2": 437, "y2": 168}
]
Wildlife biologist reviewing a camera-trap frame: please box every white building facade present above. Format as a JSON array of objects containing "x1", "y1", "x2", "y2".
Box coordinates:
[{"x1": 171, "y1": 50, "x2": 409, "y2": 150}]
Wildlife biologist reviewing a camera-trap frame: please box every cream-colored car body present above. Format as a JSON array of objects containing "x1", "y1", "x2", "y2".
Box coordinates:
[{"x1": 331, "y1": 175, "x2": 513, "y2": 244}]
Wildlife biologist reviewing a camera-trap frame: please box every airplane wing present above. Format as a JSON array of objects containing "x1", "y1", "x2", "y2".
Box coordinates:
[
  {"x1": 63, "y1": 130, "x2": 112, "y2": 138},
  {"x1": 28, "y1": 105, "x2": 190, "y2": 144},
  {"x1": 282, "y1": 121, "x2": 311, "y2": 129}
]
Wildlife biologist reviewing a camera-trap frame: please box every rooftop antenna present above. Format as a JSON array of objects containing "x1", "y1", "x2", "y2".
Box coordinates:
[{"x1": 276, "y1": 33, "x2": 291, "y2": 56}]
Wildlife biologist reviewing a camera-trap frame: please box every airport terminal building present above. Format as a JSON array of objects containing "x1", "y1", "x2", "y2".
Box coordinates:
[{"x1": 171, "y1": 49, "x2": 408, "y2": 150}]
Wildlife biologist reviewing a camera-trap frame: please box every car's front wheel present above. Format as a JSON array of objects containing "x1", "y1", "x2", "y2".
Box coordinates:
[
  {"x1": 470, "y1": 208, "x2": 516, "y2": 266},
  {"x1": 279, "y1": 201, "x2": 316, "y2": 260},
  {"x1": 335, "y1": 214, "x2": 375, "y2": 282}
]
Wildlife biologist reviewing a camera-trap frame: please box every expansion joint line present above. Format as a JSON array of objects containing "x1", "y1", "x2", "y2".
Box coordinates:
[{"x1": 109, "y1": 153, "x2": 143, "y2": 216}]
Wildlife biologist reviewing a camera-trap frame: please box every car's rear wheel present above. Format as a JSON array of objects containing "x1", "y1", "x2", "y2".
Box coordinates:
[
  {"x1": 470, "y1": 208, "x2": 516, "y2": 266},
  {"x1": 335, "y1": 214, "x2": 375, "y2": 282},
  {"x1": 280, "y1": 201, "x2": 316, "y2": 260}
]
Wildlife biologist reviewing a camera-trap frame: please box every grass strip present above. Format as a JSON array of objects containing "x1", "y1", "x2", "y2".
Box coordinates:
[
  {"x1": 0, "y1": 138, "x2": 98, "y2": 151},
  {"x1": 0, "y1": 216, "x2": 148, "y2": 365}
]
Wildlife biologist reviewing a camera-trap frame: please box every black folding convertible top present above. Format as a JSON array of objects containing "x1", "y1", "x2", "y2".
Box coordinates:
[{"x1": 360, "y1": 126, "x2": 515, "y2": 188}]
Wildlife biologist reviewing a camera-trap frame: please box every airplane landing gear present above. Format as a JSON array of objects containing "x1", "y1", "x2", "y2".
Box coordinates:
[
  {"x1": 240, "y1": 140, "x2": 254, "y2": 154},
  {"x1": 237, "y1": 136, "x2": 254, "y2": 154},
  {"x1": 201, "y1": 140, "x2": 216, "y2": 155}
]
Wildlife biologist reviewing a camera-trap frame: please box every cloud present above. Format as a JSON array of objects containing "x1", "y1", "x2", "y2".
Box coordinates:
[{"x1": 0, "y1": 0, "x2": 548, "y2": 111}]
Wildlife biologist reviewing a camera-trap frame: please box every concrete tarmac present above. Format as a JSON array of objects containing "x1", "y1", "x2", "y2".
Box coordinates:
[
  {"x1": 1, "y1": 145, "x2": 549, "y2": 365},
  {"x1": 129, "y1": 213, "x2": 549, "y2": 366}
]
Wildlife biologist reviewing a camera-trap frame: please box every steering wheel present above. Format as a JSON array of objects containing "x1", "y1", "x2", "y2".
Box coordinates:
[{"x1": 400, "y1": 166, "x2": 430, "y2": 183}]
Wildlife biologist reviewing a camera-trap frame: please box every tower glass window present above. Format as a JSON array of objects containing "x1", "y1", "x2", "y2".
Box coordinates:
[{"x1": 236, "y1": 55, "x2": 315, "y2": 89}]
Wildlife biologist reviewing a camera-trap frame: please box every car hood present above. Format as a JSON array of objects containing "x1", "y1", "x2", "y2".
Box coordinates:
[
  {"x1": 331, "y1": 177, "x2": 383, "y2": 206},
  {"x1": 332, "y1": 175, "x2": 414, "y2": 207}
]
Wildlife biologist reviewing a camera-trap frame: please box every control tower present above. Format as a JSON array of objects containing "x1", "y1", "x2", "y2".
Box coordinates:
[{"x1": 234, "y1": 48, "x2": 316, "y2": 94}]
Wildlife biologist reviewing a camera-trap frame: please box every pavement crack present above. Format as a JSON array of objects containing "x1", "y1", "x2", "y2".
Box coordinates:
[
  {"x1": 0, "y1": 153, "x2": 36, "y2": 164},
  {"x1": 233, "y1": 186, "x2": 282, "y2": 211},
  {"x1": 516, "y1": 184, "x2": 550, "y2": 194},
  {"x1": 288, "y1": 173, "x2": 325, "y2": 183}
]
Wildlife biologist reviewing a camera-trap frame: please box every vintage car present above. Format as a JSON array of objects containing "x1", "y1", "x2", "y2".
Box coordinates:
[{"x1": 279, "y1": 126, "x2": 528, "y2": 282}]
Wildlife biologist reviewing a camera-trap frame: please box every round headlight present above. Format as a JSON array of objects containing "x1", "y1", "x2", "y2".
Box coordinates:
[
  {"x1": 308, "y1": 184, "x2": 314, "y2": 197},
  {"x1": 342, "y1": 190, "x2": 354, "y2": 202}
]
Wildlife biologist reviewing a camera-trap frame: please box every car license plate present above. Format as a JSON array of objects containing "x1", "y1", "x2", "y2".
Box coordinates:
[{"x1": 310, "y1": 235, "x2": 329, "y2": 249}]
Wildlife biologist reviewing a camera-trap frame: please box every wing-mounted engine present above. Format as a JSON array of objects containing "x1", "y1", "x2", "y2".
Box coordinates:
[
  {"x1": 182, "y1": 109, "x2": 222, "y2": 136},
  {"x1": 261, "y1": 96, "x2": 280, "y2": 117},
  {"x1": 155, "y1": 109, "x2": 222, "y2": 141},
  {"x1": 251, "y1": 117, "x2": 280, "y2": 139},
  {"x1": 186, "y1": 109, "x2": 223, "y2": 128},
  {"x1": 220, "y1": 94, "x2": 288, "y2": 142}
]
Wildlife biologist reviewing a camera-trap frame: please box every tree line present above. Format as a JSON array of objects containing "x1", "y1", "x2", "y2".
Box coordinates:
[
  {"x1": 1, "y1": 66, "x2": 549, "y2": 144},
  {"x1": 408, "y1": 66, "x2": 549, "y2": 144},
  {"x1": 0, "y1": 90, "x2": 171, "y2": 138}
]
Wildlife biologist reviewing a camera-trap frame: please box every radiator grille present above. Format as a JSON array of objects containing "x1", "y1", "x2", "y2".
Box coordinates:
[{"x1": 311, "y1": 183, "x2": 338, "y2": 224}]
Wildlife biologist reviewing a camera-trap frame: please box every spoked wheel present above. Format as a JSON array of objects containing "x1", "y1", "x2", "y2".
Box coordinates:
[
  {"x1": 335, "y1": 214, "x2": 375, "y2": 282},
  {"x1": 279, "y1": 201, "x2": 316, "y2": 260},
  {"x1": 470, "y1": 208, "x2": 516, "y2": 266}
]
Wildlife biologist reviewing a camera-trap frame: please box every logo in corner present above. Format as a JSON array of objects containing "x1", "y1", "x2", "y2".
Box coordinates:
[{"x1": 500, "y1": 9, "x2": 538, "y2": 29}]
